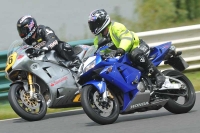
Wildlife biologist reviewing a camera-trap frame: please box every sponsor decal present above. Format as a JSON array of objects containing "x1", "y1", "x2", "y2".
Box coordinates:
[
  {"x1": 30, "y1": 63, "x2": 39, "y2": 70},
  {"x1": 37, "y1": 38, "x2": 42, "y2": 42},
  {"x1": 46, "y1": 29, "x2": 53, "y2": 35},
  {"x1": 17, "y1": 54, "x2": 24, "y2": 60},
  {"x1": 19, "y1": 45, "x2": 29, "y2": 51},
  {"x1": 20, "y1": 15, "x2": 32, "y2": 23},
  {"x1": 97, "y1": 82, "x2": 103, "y2": 89},
  {"x1": 139, "y1": 56, "x2": 145, "y2": 62},
  {"x1": 49, "y1": 40, "x2": 58, "y2": 49},
  {"x1": 34, "y1": 41, "x2": 46, "y2": 49},
  {"x1": 50, "y1": 76, "x2": 68, "y2": 87},
  {"x1": 162, "y1": 45, "x2": 170, "y2": 49},
  {"x1": 130, "y1": 102, "x2": 149, "y2": 109},
  {"x1": 79, "y1": 45, "x2": 90, "y2": 50},
  {"x1": 140, "y1": 45, "x2": 148, "y2": 53}
]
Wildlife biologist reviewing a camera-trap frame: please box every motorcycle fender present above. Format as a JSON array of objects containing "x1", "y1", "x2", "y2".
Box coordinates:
[
  {"x1": 10, "y1": 81, "x2": 29, "y2": 92},
  {"x1": 82, "y1": 81, "x2": 106, "y2": 94}
]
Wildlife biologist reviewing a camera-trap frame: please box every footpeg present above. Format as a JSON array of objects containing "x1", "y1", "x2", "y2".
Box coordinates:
[{"x1": 159, "y1": 76, "x2": 182, "y2": 90}]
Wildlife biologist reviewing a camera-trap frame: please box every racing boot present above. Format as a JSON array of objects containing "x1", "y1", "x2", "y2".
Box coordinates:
[
  {"x1": 130, "y1": 48, "x2": 165, "y2": 89},
  {"x1": 147, "y1": 63, "x2": 166, "y2": 88}
]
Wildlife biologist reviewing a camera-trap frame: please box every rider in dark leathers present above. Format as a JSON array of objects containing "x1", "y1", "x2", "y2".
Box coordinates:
[{"x1": 17, "y1": 15, "x2": 80, "y2": 67}]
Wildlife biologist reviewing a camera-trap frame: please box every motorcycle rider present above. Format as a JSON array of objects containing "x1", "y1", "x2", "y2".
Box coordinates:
[
  {"x1": 16, "y1": 15, "x2": 81, "y2": 67},
  {"x1": 88, "y1": 9, "x2": 166, "y2": 88}
]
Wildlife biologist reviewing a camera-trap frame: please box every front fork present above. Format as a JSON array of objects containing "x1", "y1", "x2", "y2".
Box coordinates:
[{"x1": 27, "y1": 72, "x2": 35, "y2": 99}]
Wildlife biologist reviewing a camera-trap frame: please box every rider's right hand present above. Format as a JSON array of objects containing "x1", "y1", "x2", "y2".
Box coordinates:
[{"x1": 115, "y1": 48, "x2": 125, "y2": 57}]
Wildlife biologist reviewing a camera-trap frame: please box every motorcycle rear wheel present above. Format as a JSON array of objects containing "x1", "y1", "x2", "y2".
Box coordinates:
[
  {"x1": 81, "y1": 85, "x2": 120, "y2": 125},
  {"x1": 162, "y1": 70, "x2": 196, "y2": 114},
  {"x1": 8, "y1": 83, "x2": 47, "y2": 121}
]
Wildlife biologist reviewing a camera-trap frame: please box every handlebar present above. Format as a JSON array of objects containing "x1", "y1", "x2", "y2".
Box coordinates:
[{"x1": 26, "y1": 48, "x2": 45, "y2": 58}]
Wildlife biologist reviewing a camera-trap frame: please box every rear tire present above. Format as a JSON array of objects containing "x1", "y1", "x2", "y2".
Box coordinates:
[
  {"x1": 8, "y1": 83, "x2": 47, "y2": 121},
  {"x1": 162, "y1": 70, "x2": 196, "y2": 114},
  {"x1": 81, "y1": 85, "x2": 120, "y2": 125}
]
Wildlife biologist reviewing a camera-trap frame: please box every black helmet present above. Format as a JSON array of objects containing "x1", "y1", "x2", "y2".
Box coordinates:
[
  {"x1": 17, "y1": 15, "x2": 37, "y2": 44},
  {"x1": 88, "y1": 9, "x2": 111, "y2": 35}
]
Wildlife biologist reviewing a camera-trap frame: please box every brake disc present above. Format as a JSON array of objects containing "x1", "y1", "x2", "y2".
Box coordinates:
[
  {"x1": 93, "y1": 91, "x2": 113, "y2": 112},
  {"x1": 20, "y1": 90, "x2": 40, "y2": 109}
]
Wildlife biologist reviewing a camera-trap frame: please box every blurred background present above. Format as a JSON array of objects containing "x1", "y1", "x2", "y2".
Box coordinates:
[
  {"x1": 0, "y1": 0, "x2": 136, "y2": 50},
  {"x1": 1, "y1": 0, "x2": 200, "y2": 51}
]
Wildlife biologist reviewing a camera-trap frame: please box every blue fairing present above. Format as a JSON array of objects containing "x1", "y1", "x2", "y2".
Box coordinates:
[
  {"x1": 95, "y1": 53, "x2": 102, "y2": 64},
  {"x1": 149, "y1": 42, "x2": 171, "y2": 66},
  {"x1": 83, "y1": 80, "x2": 107, "y2": 94},
  {"x1": 100, "y1": 62, "x2": 141, "y2": 93},
  {"x1": 81, "y1": 42, "x2": 172, "y2": 112}
]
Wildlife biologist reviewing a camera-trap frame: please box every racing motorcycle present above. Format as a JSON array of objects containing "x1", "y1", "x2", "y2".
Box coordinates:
[
  {"x1": 79, "y1": 41, "x2": 196, "y2": 125},
  {"x1": 5, "y1": 40, "x2": 94, "y2": 121}
]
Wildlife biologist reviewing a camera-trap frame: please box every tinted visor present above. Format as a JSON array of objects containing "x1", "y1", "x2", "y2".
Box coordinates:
[
  {"x1": 17, "y1": 26, "x2": 29, "y2": 38},
  {"x1": 88, "y1": 21, "x2": 100, "y2": 34}
]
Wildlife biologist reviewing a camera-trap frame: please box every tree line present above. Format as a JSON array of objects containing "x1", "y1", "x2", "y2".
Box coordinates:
[{"x1": 111, "y1": 0, "x2": 200, "y2": 32}]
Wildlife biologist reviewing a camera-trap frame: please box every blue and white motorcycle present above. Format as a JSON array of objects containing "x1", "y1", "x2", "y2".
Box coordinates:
[{"x1": 78, "y1": 42, "x2": 196, "y2": 125}]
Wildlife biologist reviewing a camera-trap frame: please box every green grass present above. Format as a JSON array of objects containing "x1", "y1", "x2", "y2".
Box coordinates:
[
  {"x1": 0, "y1": 102, "x2": 81, "y2": 120},
  {"x1": 0, "y1": 71, "x2": 199, "y2": 120},
  {"x1": 184, "y1": 71, "x2": 200, "y2": 91}
]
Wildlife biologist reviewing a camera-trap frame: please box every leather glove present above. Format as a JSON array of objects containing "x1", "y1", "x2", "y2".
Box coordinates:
[
  {"x1": 115, "y1": 48, "x2": 125, "y2": 57},
  {"x1": 27, "y1": 48, "x2": 44, "y2": 58},
  {"x1": 67, "y1": 57, "x2": 82, "y2": 68}
]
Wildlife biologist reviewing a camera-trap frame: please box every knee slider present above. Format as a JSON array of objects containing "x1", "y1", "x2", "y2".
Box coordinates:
[
  {"x1": 130, "y1": 48, "x2": 149, "y2": 67},
  {"x1": 130, "y1": 48, "x2": 144, "y2": 61}
]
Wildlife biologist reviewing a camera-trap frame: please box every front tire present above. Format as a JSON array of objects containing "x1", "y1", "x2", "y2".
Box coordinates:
[
  {"x1": 162, "y1": 70, "x2": 196, "y2": 114},
  {"x1": 8, "y1": 83, "x2": 47, "y2": 121},
  {"x1": 81, "y1": 85, "x2": 120, "y2": 125}
]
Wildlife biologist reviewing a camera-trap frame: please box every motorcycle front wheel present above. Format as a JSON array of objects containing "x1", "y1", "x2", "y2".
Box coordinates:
[
  {"x1": 81, "y1": 85, "x2": 120, "y2": 125},
  {"x1": 8, "y1": 83, "x2": 47, "y2": 121}
]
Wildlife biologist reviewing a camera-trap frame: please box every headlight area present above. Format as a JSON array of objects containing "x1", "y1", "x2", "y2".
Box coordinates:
[
  {"x1": 84, "y1": 60, "x2": 96, "y2": 73},
  {"x1": 7, "y1": 70, "x2": 27, "y2": 82}
]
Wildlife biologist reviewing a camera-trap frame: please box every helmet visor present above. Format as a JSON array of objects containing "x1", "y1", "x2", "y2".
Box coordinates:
[
  {"x1": 17, "y1": 26, "x2": 29, "y2": 38},
  {"x1": 88, "y1": 21, "x2": 100, "y2": 34}
]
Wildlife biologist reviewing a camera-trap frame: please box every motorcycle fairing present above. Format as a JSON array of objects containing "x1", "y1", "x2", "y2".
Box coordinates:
[
  {"x1": 121, "y1": 91, "x2": 169, "y2": 113},
  {"x1": 100, "y1": 62, "x2": 141, "y2": 93},
  {"x1": 117, "y1": 53, "x2": 132, "y2": 66},
  {"x1": 149, "y1": 42, "x2": 172, "y2": 66},
  {"x1": 82, "y1": 80, "x2": 107, "y2": 94},
  {"x1": 122, "y1": 91, "x2": 150, "y2": 112},
  {"x1": 7, "y1": 50, "x2": 80, "y2": 108},
  {"x1": 80, "y1": 41, "x2": 176, "y2": 113}
]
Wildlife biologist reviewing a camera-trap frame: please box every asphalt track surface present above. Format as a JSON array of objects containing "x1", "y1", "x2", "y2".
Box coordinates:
[{"x1": 0, "y1": 93, "x2": 199, "y2": 133}]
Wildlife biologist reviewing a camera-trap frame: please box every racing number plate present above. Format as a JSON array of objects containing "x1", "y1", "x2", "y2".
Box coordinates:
[{"x1": 5, "y1": 52, "x2": 17, "y2": 72}]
